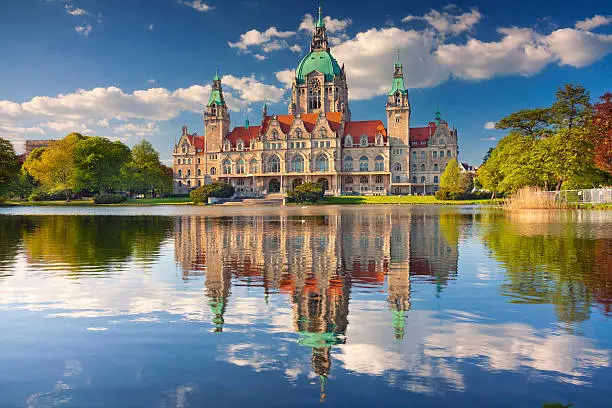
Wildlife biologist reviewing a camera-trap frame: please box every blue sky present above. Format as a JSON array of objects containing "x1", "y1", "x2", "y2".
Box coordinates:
[{"x1": 0, "y1": 0, "x2": 611, "y2": 165}]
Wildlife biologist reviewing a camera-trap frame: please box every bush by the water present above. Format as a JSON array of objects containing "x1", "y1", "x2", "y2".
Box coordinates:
[
  {"x1": 28, "y1": 191, "x2": 71, "y2": 201},
  {"x1": 93, "y1": 194, "x2": 127, "y2": 204},
  {"x1": 287, "y1": 182, "x2": 324, "y2": 203},
  {"x1": 190, "y1": 182, "x2": 235, "y2": 204},
  {"x1": 435, "y1": 188, "x2": 464, "y2": 200}
]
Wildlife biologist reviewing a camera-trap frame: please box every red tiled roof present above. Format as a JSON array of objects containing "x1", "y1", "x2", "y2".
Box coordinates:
[
  {"x1": 343, "y1": 120, "x2": 387, "y2": 144},
  {"x1": 409, "y1": 122, "x2": 437, "y2": 147},
  {"x1": 187, "y1": 134, "x2": 205, "y2": 150},
  {"x1": 226, "y1": 125, "x2": 261, "y2": 148}
]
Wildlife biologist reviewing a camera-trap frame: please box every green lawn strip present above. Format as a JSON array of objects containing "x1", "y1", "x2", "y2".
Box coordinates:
[{"x1": 316, "y1": 196, "x2": 501, "y2": 205}]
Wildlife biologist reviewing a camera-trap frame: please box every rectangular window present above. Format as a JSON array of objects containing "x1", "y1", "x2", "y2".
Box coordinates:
[
  {"x1": 326, "y1": 141, "x2": 331, "y2": 147},
  {"x1": 313, "y1": 141, "x2": 318, "y2": 148}
]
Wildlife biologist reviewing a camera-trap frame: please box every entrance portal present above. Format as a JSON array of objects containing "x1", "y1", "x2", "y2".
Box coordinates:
[{"x1": 269, "y1": 178, "x2": 281, "y2": 193}]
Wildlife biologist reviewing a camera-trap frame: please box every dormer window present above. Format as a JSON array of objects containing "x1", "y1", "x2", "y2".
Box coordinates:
[
  {"x1": 224, "y1": 141, "x2": 231, "y2": 151},
  {"x1": 237, "y1": 139, "x2": 244, "y2": 151},
  {"x1": 296, "y1": 129, "x2": 302, "y2": 139},
  {"x1": 319, "y1": 128, "x2": 327, "y2": 138},
  {"x1": 272, "y1": 129, "x2": 278, "y2": 140},
  {"x1": 375, "y1": 134, "x2": 383, "y2": 146},
  {"x1": 211, "y1": 105, "x2": 216, "y2": 115},
  {"x1": 344, "y1": 135, "x2": 353, "y2": 147},
  {"x1": 360, "y1": 135, "x2": 368, "y2": 147}
]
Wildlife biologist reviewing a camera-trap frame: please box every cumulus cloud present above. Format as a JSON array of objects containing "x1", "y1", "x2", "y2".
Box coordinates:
[
  {"x1": 74, "y1": 24, "x2": 92, "y2": 36},
  {"x1": 298, "y1": 14, "x2": 352, "y2": 34},
  {"x1": 289, "y1": 44, "x2": 303, "y2": 53},
  {"x1": 0, "y1": 75, "x2": 285, "y2": 148},
  {"x1": 177, "y1": 0, "x2": 212, "y2": 12},
  {"x1": 402, "y1": 6, "x2": 482, "y2": 35},
  {"x1": 275, "y1": 69, "x2": 295, "y2": 88},
  {"x1": 229, "y1": 27, "x2": 296, "y2": 56},
  {"x1": 575, "y1": 15, "x2": 612, "y2": 31},
  {"x1": 65, "y1": 4, "x2": 89, "y2": 16},
  {"x1": 254, "y1": 54, "x2": 267, "y2": 61},
  {"x1": 484, "y1": 122, "x2": 496, "y2": 130}
]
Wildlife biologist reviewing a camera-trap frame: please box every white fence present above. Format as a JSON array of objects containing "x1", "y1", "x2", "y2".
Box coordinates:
[{"x1": 552, "y1": 188, "x2": 612, "y2": 204}]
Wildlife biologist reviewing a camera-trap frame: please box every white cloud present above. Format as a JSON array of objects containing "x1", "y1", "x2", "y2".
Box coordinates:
[
  {"x1": 148, "y1": 23, "x2": 154, "y2": 31},
  {"x1": 147, "y1": 79, "x2": 156, "y2": 84},
  {"x1": 74, "y1": 24, "x2": 92, "y2": 36},
  {"x1": 275, "y1": 69, "x2": 294, "y2": 88},
  {"x1": 575, "y1": 15, "x2": 612, "y2": 31},
  {"x1": 254, "y1": 54, "x2": 267, "y2": 61},
  {"x1": 298, "y1": 14, "x2": 352, "y2": 34},
  {"x1": 65, "y1": 4, "x2": 89, "y2": 16},
  {"x1": 228, "y1": 27, "x2": 296, "y2": 55},
  {"x1": 289, "y1": 44, "x2": 303, "y2": 53},
  {"x1": 402, "y1": 6, "x2": 482, "y2": 35},
  {"x1": 177, "y1": 0, "x2": 212, "y2": 12},
  {"x1": 220, "y1": 75, "x2": 285, "y2": 103},
  {"x1": 484, "y1": 121, "x2": 496, "y2": 130}
]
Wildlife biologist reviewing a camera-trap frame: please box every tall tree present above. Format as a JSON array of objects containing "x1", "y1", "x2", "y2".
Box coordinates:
[
  {"x1": 592, "y1": 92, "x2": 612, "y2": 175},
  {"x1": 24, "y1": 136, "x2": 80, "y2": 201},
  {"x1": 495, "y1": 108, "x2": 552, "y2": 138},
  {"x1": 0, "y1": 137, "x2": 20, "y2": 200},
  {"x1": 440, "y1": 159, "x2": 462, "y2": 192},
  {"x1": 550, "y1": 83, "x2": 592, "y2": 134},
  {"x1": 123, "y1": 140, "x2": 171, "y2": 197}
]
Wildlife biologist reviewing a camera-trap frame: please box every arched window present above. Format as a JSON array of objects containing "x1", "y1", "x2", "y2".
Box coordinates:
[
  {"x1": 319, "y1": 128, "x2": 327, "y2": 138},
  {"x1": 411, "y1": 163, "x2": 417, "y2": 171},
  {"x1": 434, "y1": 176, "x2": 439, "y2": 183},
  {"x1": 267, "y1": 155, "x2": 280, "y2": 173},
  {"x1": 188, "y1": 158, "x2": 192, "y2": 164},
  {"x1": 308, "y1": 78, "x2": 321, "y2": 110},
  {"x1": 433, "y1": 163, "x2": 439, "y2": 172},
  {"x1": 395, "y1": 92, "x2": 401, "y2": 105},
  {"x1": 197, "y1": 180, "x2": 201, "y2": 187},
  {"x1": 375, "y1": 155, "x2": 384, "y2": 171},
  {"x1": 223, "y1": 159, "x2": 232, "y2": 174},
  {"x1": 250, "y1": 159, "x2": 258, "y2": 174},
  {"x1": 420, "y1": 164, "x2": 426, "y2": 171},
  {"x1": 412, "y1": 176, "x2": 417, "y2": 183},
  {"x1": 395, "y1": 176, "x2": 400, "y2": 183},
  {"x1": 433, "y1": 151, "x2": 437, "y2": 158},
  {"x1": 210, "y1": 167, "x2": 217, "y2": 175},
  {"x1": 187, "y1": 169, "x2": 191, "y2": 176},
  {"x1": 359, "y1": 176, "x2": 368, "y2": 184},
  {"x1": 343, "y1": 156, "x2": 353, "y2": 171},
  {"x1": 447, "y1": 150, "x2": 452, "y2": 157},
  {"x1": 440, "y1": 150, "x2": 444, "y2": 158},
  {"x1": 360, "y1": 135, "x2": 368, "y2": 147},
  {"x1": 345, "y1": 177, "x2": 353, "y2": 184},
  {"x1": 359, "y1": 156, "x2": 369, "y2": 171},
  {"x1": 376, "y1": 134, "x2": 383, "y2": 146},
  {"x1": 237, "y1": 159, "x2": 245, "y2": 174},
  {"x1": 224, "y1": 141, "x2": 231, "y2": 151},
  {"x1": 271, "y1": 129, "x2": 279, "y2": 140},
  {"x1": 375, "y1": 175, "x2": 383, "y2": 184},
  {"x1": 237, "y1": 140, "x2": 244, "y2": 151},
  {"x1": 439, "y1": 138, "x2": 444, "y2": 145},
  {"x1": 344, "y1": 135, "x2": 353, "y2": 147},
  {"x1": 197, "y1": 158, "x2": 201, "y2": 164},
  {"x1": 178, "y1": 169, "x2": 182, "y2": 177},
  {"x1": 420, "y1": 151, "x2": 425, "y2": 159},
  {"x1": 197, "y1": 169, "x2": 202, "y2": 176},
  {"x1": 290, "y1": 155, "x2": 304, "y2": 173},
  {"x1": 296, "y1": 129, "x2": 303, "y2": 139},
  {"x1": 187, "y1": 180, "x2": 191, "y2": 187},
  {"x1": 412, "y1": 150, "x2": 416, "y2": 158},
  {"x1": 211, "y1": 105, "x2": 216, "y2": 116},
  {"x1": 315, "y1": 154, "x2": 329, "y2": 172},
  {"x1": 392, "y1": 162, "x2": 401, "y2": 171},
  {"x1": 421, "y1": 176, "x2": 426, "y2": 183}
]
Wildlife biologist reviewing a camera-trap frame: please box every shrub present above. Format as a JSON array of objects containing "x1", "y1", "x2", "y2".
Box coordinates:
[
  {"x1": 190, "y1": 182, "x2": 235, "y2": 204},
  {"x1": 287, "y1": 182, "x2": 324, "y2": 204},
  {"x1": 28, "y1": 191, "x2": 69, "y2": 201},
  {"x1": 93, "y1": 194, "x2": 127, "y2": 204},
  {"x1": 435, "y1": 188, "x2": 464, "y2": 200}
]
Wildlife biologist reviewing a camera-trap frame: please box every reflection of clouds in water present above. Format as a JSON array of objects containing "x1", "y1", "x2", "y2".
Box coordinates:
[
  {"x1": 160, "y1": 383, "x2": 198, "y2": 408},
  {"x1": 26, "y1": 360, "x2": 84, "y2": 408}
]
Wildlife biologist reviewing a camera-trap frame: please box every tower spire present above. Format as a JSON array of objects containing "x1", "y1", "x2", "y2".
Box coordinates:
[
  {"x1": 310, "y1": 4, "x2": 329, "y2": 51},
  {"x1": 316, "y1": 5, "x2": 324, "y2": 28}
]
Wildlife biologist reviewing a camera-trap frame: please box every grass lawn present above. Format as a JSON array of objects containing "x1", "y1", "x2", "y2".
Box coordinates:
[
  {"x1": 317, "y1": 195, "x2": 501, "y2": 205},
  {"x1": 4, "y1": 197, "x2": 193, "y2": 206}
]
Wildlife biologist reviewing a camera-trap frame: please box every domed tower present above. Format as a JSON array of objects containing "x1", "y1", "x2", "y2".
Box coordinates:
[
  {"x1": 204, "y1": 70, "x2": 230, "y2": 153},
  {"x1": 290, "y1": 7, "x2": 350, "y2": 121},
  {"x1": 386, "y1": 54, "x2": 411, "y2": 189}
]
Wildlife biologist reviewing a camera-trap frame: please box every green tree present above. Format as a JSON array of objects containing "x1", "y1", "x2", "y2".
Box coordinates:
[
  {"x1": 495, "y1": 107, "x2": 552, "y2": 138},
  {"x1": 550, "y1": 83, "x2": 592, "y2": 134},
  {"x1": 440, "y1": 159, "x2": 462, "y2": 192},
  {"x1": 74, "y1": 136, "x2": 131, "y2": 193},
  {"x1": 124, "y1": 140, "x2": 171, "y2": 197},
  {"x1": 24, "y1": 136, "x2": 80, "y2": 201},
  {"x1": 287, "y1": 182, "x2": 325, "y2": 203},
  {"x1": 0, "y1": 137, "x2": 20, "y2": 200}
]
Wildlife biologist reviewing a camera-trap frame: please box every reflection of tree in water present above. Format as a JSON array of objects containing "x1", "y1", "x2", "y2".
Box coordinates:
[
  {"x1": 0, "y1": 216, "x2": 33, "y2": 278},
  {"x1": 20, "y1": 216, "x2": 172, "y2": 275},
  {"x1": 480, "y1": 216, "x2": 612, "y2": 326}
]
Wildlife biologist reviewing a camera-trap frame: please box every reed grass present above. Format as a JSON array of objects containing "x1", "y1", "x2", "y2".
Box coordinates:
[{"x1": 504, "y1": 186, "x2": 560, "y2": 209}]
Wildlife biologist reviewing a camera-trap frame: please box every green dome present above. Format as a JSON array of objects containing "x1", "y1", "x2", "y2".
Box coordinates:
[{"x1": 296, "y1": 51, "x2": 341, "y2": 84}]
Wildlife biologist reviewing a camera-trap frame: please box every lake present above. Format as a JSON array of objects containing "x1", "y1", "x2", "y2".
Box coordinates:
[{"x1": 0, "y1": 205, "x2": 611, "y2": 407}]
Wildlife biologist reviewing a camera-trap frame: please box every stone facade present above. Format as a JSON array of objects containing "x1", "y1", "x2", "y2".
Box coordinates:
[{"x1": 173, "y1": 8, "x2": 459, "y2": 196}]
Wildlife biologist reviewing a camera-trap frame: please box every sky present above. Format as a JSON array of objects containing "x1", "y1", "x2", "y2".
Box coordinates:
[{"x1": 0, "y1": 0, "x2": 611, "y2": 165}]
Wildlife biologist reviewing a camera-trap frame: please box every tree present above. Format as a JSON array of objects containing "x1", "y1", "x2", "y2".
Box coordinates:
[
  {"x1": 24, "y1": 136, "x2": 79, "y2": 201},
  {"x1": 124, "y1": 140, "x2": 171, "y2": 197},
  {"x1": 287, "y1": 182, "x2": 324, "y2": 203},
  {"x1": 482, "y1": 147, "x2": 494, "y2": 165},
  {"x1": 74, "y1": 136, "x2": 131, "y2": 193},
  {"x1": 440, "y1": 159, "x2": 462, "y2": 192},
  {"x1": 495, "y1": 107, "x2": 552, "y2": 138},
  {"x1": 550, "y1": 83, "x2": 592, "y2": 134},
  {"x1": 592, "y1": 92, "x2": 612, "y2": 175},
  {"x1": 0, "y1": 137, "x2": 20, "y2": 200}
]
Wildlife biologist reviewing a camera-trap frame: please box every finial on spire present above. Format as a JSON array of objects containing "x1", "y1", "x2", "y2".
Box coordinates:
[
  {"x1": 435, "y1": 104, "x2": 442, "y2": 124},
  {"x1": 316, "y1": 4, "x2": 324, "y2": 28},
  {"x1": 396, "y1": 47, "x2": 400, "y2": 62},
  {"x1": 214, "y1": 64, "x2": 220, "y2": 81}
]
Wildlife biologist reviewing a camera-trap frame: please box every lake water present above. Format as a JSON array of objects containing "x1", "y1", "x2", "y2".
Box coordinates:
[{"x1": 0, "y1": 205, "x2": 611, "y2": 407}]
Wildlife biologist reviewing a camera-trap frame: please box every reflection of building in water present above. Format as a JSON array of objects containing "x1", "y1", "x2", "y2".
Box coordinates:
[{"x1": 173, "y1": 210, "x2": 459, "y2": 391}]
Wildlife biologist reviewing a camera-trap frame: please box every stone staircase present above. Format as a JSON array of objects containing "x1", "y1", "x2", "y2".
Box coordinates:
[{"x1": 218, "y1": 193, "x2": 285, "y2": 206}]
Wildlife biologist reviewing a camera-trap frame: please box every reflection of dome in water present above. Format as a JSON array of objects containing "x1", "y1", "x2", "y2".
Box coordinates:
[{"x1": 297, "y1": 331, "x2": 344, "y2": 347}]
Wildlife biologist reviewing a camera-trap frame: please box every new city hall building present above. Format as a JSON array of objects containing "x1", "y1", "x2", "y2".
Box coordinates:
[{"x1": 173, "y1": 9, "x2": 459, "y2": 196}]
